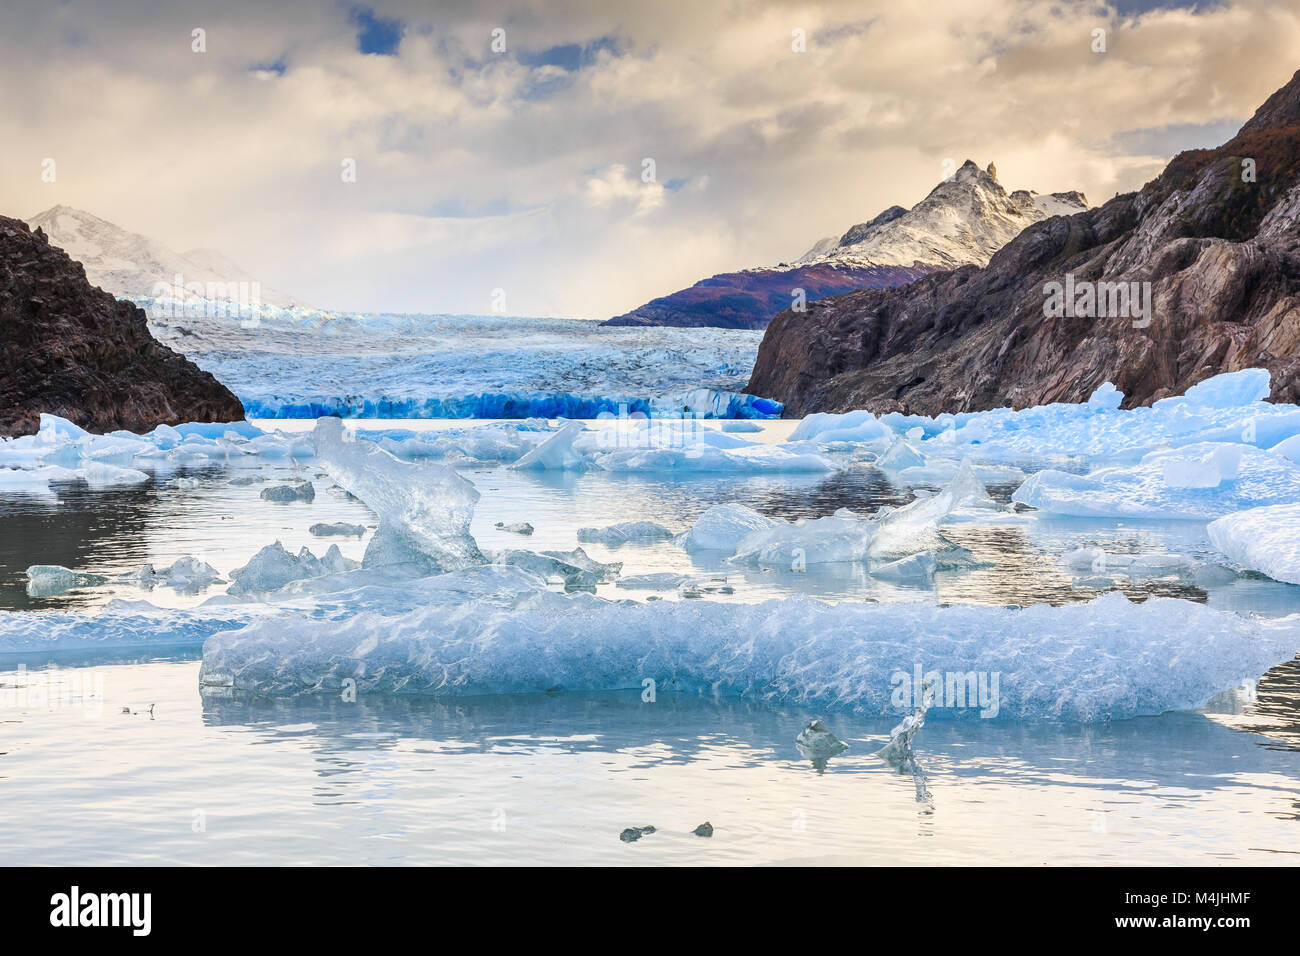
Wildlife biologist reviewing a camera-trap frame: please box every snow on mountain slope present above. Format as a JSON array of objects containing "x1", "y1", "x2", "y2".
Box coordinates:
[
  {"x1": 25, "y1": 205, "x2": 309, "y2": 310},
  {"x1": 794, "y1": 161, "x2": 1088, "y2": 271},
  {"x1": 606, "y1": 161, "x2": 1087, "y2": 329}
]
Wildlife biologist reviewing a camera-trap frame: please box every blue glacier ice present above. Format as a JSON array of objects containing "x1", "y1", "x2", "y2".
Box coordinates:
[{"x1": 194, "y1": 589, "x2": 1300, "y2": 722}]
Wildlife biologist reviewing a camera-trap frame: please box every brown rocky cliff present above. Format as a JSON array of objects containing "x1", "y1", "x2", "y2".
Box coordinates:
[
  {"x1": 748, "y1": 70, "x2": 1300, "y2": 416},
  {"x1": 0, "y1": 215, "x2": 245, "y2": 437}
]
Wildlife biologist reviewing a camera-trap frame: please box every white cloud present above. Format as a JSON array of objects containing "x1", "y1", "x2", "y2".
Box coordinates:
[{"x1": 2, "y1": 0, "x2": 1297, "y2": 318}]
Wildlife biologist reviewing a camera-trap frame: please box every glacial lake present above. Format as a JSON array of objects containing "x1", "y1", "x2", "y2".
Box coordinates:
[{"x1": 2, "y1": 418, "x2": 1300, "y2": 864}]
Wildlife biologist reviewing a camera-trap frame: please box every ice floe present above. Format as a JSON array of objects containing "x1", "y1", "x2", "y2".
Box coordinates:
[{"x1": 193, "y1": 590, "x2": 1300, "y2": 721}]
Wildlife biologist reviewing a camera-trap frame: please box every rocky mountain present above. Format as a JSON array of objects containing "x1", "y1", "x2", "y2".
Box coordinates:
[
  {"x1": 604, "y1": 163, "x2": 1087, "y2": 329},
  {"x1": 0, "y1": 215, "x2": 246, "y2": 437},
  {"x1": 748, "y1": 70, "x2": 1300, "y2": 417},
  {"x1": 26, "y1": 205, "x2": 309, "y2": 310}
]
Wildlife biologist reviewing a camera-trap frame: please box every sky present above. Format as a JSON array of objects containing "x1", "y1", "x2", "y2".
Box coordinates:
[{"x1": 3, "y1": 0, "x2": 1299, "y2": 318}]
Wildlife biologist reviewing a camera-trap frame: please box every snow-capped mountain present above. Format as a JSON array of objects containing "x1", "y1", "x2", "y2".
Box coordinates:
[
  {"x1": 605, "y1": 161, "x2": 1088, "y2": 329},
  {"x1": 25, "y1": 205, "x2": 310, "y2": 310},
  {"x1": 791, "y1": 161, "x2": 1087, "y2": 271}
]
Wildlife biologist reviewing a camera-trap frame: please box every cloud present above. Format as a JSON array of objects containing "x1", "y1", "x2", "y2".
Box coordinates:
[{"x1": 1, "y1": 0, "x2": 1297, "y2": 318}]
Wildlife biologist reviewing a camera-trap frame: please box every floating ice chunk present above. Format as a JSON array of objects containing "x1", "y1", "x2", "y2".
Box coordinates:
[
  {"x1": 117, "y1": 557, "x2": 223, "y2": 592},
  {"x1": 313, "y1": 417, "x2": 483, "y2": 572},
  {"x1": 616, "y1": 572, "x2": 692, "y2": 591},
  {"x1": 510, "y1": 421, "x2": 589, "y2": 471},
  {"x1": 790, "y1": 410, "x2": 892, "y2": 444},
  {"x1": 876, "y1": 439, "x2": 926, "y2": 470},
  {"x1": 595, "y1": 444, "x2": 834, "y2": 475},
  {"x1": 871, "y1": 551, "x2": 938, "y2": 581},
  {"x1": 81, "y1": 462, "x2": 149, "y2": 488},
  {"x1": 795, "y1": 718, "x2": 849, "y2": 766},
  {"x1": 721, "y1": 421, "x2": 763, "y2": 433},
  {"x1": 260, "y1": 481, "x2": 315, "y2": 502},
  {"x1": 730, "y1": 513, "x2": 874, "y2": 567},
  {"x1": 310, "y1": 522, "x2": 367, "y2": 537},
  {"x1": 1013, "y1": 443, "x2": 1300, "y2": 519},
  {"x1": 1208, "y1": 504, "x2": 1300, "y2": 585},
  {"x1": 870, "y1": 460, "x2": 994, "y2": 559},
  {"x1": 680, "y1": 504, "x2": 780, "y2": 552},
  {"x1": 495, "y1": 521, "x2": 535, "y2": 536},
  {"x1": 495, "y1": 550, "x2": 601, "y2": 590},
  {"x1": 25, "y1": 565, "x2": 107, "y2": 597},
  {"x1": 228, "y1": 541, "x2": 359, "y2": 596},
  {"x1": 172, "y1": 476, "x2": 201, "y2": 489},
  {"x1": 577, "y1": 520, "x2": 675, "y2": 546},
  {"x1": 1057, "y1": 549, "x2": 1188, "y2": 576},
  {"x1": 1161, "y1": 445, "x2": 1243, "y2": 488},
  {"x1": 0, "y1": 465, "x2": 80, "y2": 496},
  {"x1": 541, "y1": 547, "x2": 621, "y2": 582},
  {"x1": 1181, "y1": 369, "x2": 1271, "y2": 408}
]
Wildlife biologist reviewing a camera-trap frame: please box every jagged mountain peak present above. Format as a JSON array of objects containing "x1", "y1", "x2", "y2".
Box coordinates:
[{"x1": 795, "y1": 161, "x2": 1089, "y2": 272}]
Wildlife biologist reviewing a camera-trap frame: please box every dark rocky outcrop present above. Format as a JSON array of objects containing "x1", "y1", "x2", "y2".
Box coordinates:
[
  {"x1": 603, "y1": 262, "x2": 940, "y2": 330},
  {"x1": 748, "y1": 71, "x2": 1300, "y2": 416},
  {"x1": 0, "y1": 215, "x2": 245, "y2": 437}
]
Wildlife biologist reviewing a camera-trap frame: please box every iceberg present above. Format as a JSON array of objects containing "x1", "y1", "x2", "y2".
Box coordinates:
[
  {"x1": 313, "y1": 417, "x2": 484, "y2": 571},
  {"x1": 1208, "y1": 504, "x2": 1300, "y2": 586},
  {"x1": 196, "y1": 591, "x2": 1300, "y2": 722},
  {"x1": 871, "y1": 551, "x2": 938, "y2": 581}
]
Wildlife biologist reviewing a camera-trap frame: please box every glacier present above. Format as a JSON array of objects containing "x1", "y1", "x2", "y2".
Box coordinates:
[{"x1": 142, "y1": 307, "x2": 780, "y2": 419}]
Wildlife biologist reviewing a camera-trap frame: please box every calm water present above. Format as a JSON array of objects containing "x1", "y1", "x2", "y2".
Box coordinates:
[{"x1": 2, "y1": 419, "x2": 1300, "y2": 864}]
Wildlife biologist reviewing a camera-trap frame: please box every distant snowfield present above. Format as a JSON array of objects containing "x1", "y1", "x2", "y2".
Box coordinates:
[{"x1": 142, "y1": 303, "x2": 774, "y2": 419}]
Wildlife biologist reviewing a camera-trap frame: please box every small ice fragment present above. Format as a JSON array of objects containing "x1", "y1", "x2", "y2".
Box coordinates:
[
  {"x1": 576, "y1": 520, "x2": 674, "y2": 546},
  {"x1": 795, "y1": 718, "x2": 848, "y2": 767},
  {"x1": 309, "y1": 522, "x2": 367, "y2": 537},
  {"x1": 619, "y1": 826, "x2": 656, "y2": 843},
  {"x1": 692, "y1": 822, "x2": 714, "y2": 837},
  {"x1": 260, "y1": 481, "x2": 316, "y2": 502},
  {"x1": 616, "y1": 572, "x2": 691, "y2": 591},
  {"x1": 496, "y1": 550, "x2": 599, "y2": 590},
  {"x1": 495, "y1": 521, "x2": 535, "y2": 536},
  {"x1": 25, "y1": 565, "x2": 107, "y2": 597},
  {"x1": 721, "y1": 420, "x2": 762, "y2": 432},
  {"x1": 172, "y1": 476, "x2": 201, "y2": 489},
  {"x1": 871, "y1": 551, "x2": 938, "y2": 580},
  {"x1": 540, "y1": 547, "x2": 621, "y2": 582}
]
